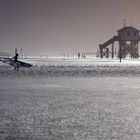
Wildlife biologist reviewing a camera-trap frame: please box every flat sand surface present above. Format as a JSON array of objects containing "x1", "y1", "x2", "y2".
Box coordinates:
[{"x1": 1, "y1": 76, "x2": 140, "y2": 140}]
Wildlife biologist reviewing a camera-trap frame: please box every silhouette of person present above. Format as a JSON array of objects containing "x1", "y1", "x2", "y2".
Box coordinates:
[
  {"x1": 14, "y1": 53, "x2": 18, "y2": 62},
  {"x1": 78, "y1": 52, "x2": 80, "y2": 59},
  {"x1": 12, "y1": 52, "x2": 20, "y2": 71}
]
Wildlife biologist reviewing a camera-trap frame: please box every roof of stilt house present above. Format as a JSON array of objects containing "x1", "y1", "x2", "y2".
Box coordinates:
[{"x1": 117, "y1": 26, "x2": 140, "y2": 32}]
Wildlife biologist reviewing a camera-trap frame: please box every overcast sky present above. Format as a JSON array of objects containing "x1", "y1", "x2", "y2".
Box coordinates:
[{"x1": 0, "y1": 0, "x2": 140, "y2": 56}]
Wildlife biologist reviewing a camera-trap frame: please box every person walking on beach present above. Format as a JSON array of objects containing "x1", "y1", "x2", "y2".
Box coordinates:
[{"x1": 12, "y1": 48, "x2": 20, "y2": 71}]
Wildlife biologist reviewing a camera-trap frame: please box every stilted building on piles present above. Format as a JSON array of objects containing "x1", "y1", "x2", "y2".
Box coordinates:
[{"x1": 99, "y1": 26, "x2": 140, "y2": 59}]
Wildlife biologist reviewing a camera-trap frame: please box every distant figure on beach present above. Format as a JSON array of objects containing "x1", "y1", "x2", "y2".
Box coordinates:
[{"x1": 78, "y1": 52, "x2": 80, "y2": 59}]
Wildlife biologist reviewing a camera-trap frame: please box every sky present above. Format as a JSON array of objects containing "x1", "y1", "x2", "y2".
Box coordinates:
[{"x1": 0, "y1": 0, "x2": 140, "y2": 56}]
